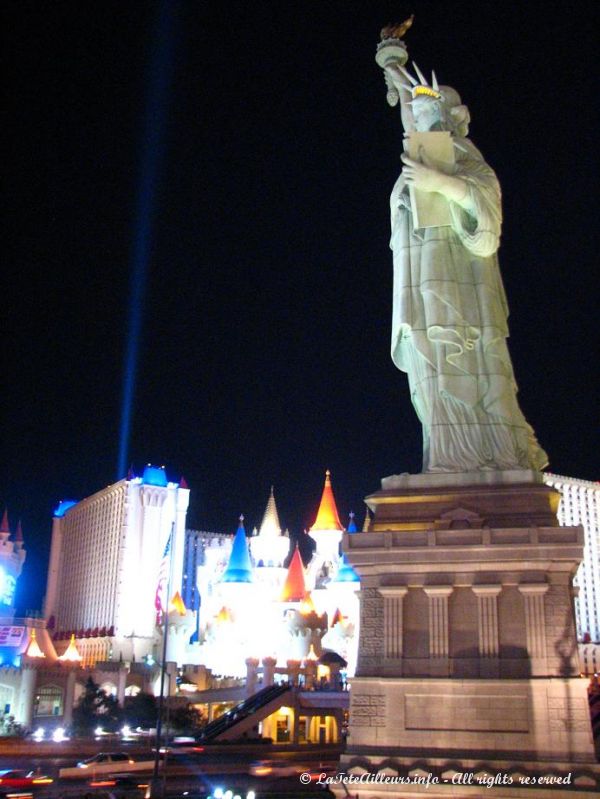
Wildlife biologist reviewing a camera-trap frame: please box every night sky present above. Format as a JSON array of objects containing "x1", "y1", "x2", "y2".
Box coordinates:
[{"x1": 4, "y1": 1, "x2": 598, "y2": 611}]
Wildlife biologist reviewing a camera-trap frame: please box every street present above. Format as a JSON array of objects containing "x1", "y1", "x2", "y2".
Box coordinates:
[{"x1": 0, "y1": 744, "x2": 340, "y2": 798}]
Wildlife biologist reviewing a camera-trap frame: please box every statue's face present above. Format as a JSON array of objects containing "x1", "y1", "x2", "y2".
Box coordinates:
[{"x1": 412, "y1": 96, "x2": 444, "y2": 132}]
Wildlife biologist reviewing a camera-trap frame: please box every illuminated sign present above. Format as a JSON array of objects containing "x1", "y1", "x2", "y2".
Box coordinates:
[{"x1": 0, "y1": 626, "x2": 24, "y2": 646}]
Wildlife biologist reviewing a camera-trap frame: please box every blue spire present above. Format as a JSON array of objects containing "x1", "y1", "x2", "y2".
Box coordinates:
[
  {"x1": 222, "y1": 515, "x2": 253, "y2": 583},
  {"x1": 54, "y1": 500, "x2": 78, "y2": 518},
  {"x1": 347, "y1": 511, "x2": 358, "y2": 533},
  {"x1": 335, "y1": 553, "x2": 360, "y2": 583},
  {"x1": 142, "y1": 464, "x2": 168, "y2": 486}
]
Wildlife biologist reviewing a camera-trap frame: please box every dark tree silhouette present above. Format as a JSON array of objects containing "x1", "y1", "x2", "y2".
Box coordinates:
[{"x1": 71, "y1": 677, "x2": 120, "y2": 735}]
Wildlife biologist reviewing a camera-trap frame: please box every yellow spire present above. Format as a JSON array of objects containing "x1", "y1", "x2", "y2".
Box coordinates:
[
  {"x1": 59, "y1": 634, "x2": 82, "y2": 662},
  {"x1": 306, "y1": 643, "x2": 318, "y2": 661},
  {"x1": 216, "y1": 606, "x2": 233, "y2": 624},
  {"x1": 299, "y1": 593, "x2": 316, "y2": 615},
  {"x1": 310, "y1": 470, "x2": 344, "y2": 532},
  {"x1": 362, "y1": 507, "x2": 371, "y2": 532},
  {"x1": 169, "y1": 591, "x2": 186, "y2": 616},
  {"x1": 25, "y1": 628, "x2": 45, "y2": 659}
]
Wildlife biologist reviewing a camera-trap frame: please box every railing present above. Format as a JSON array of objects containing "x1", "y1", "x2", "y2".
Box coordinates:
[{"x1": 199, "y1": 682, "x2": 291, "y2": 741}]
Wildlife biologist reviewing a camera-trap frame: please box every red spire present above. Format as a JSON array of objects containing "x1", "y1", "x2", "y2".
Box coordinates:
[
  {"x1": 179, "y1": 475, "x2": 189, "y2": 489},
  {"x1": 331, "y1": 607, "x2": 343, "y2": 627},
  {"x1": 310, "y1": 470, "x2": 344, "y2": 532},
  {"x1": 0, "y1": 509, "x2": 10, "y2": 534},
  {"x1": 280, "y1": 545, "x2": 307, "y2": 602},
  {"x1": 15, "y1": 520, "x2": 23, "y2": 543}
]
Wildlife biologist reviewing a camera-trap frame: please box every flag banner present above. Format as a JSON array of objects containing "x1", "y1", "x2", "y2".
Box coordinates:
[{"x1": 154, "y1": 529, "x2": 173, "y2": 626}]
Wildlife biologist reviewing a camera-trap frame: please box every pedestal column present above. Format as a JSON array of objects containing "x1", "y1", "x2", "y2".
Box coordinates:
[
  {"x1": 423, "y1": 586, "x2": 453, "y2": 676},
  {"x1": 472, "y1": 585, "x2": 502, "y2": 677},
  {"x1": 378, "y1": 586, "x2": 407, "y2": 674},
  {"x1": 519, "y1": 583, "x2": 549, "y2": 674}
]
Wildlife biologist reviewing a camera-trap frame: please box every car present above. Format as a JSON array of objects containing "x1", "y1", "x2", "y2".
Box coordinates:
[
  {"x1": 248, "y1": 759, "x2": 302, "y2": 777},
  {"x1": 88, "y1": 774, "x2": 148, "y2": 792},
  {"x1": 0, "y1": 770, "x2": 53, "y2": 788},
  {"x1": 77, "y1": 753, "x2": 135, "y2": 768}
]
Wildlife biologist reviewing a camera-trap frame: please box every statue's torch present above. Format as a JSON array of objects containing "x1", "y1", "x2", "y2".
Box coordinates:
[{"x1": 375, "y1": 17, "x2": 413, "y2": 107}]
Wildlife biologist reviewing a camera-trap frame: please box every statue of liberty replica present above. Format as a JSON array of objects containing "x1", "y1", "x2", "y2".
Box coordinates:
[
  {"x1": 378, "y1": 19, "x2": 547, "y2": 475},
  {"x1": 334, "y1": 20, "x2": 597, "y2": 798}
]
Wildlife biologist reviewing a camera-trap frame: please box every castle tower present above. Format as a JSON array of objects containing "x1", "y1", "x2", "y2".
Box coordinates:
[
  {"x1": 218, "y1": 517, "x2": 254, "y2": 611},
  {"x1": 279, "y1": 544, "x2": 307, "y2": 603},
  {"x1": 0, "y1": 509, "x2": 27, "y2": 619},
  {"x1": 206, "y1": 518, "x2": 259, "y2": 676},
  {"x1": 221, "y1": 517, "x2": 254, "y2": 584},
  {"x1": 308, "y1": 471, "x2": 344, "y2": 586},
  {"x1": 279, "y1": 545, "x2": 326, "y2": 662},
  {"x1": 250, "y1": 486, "x2": 290, "y2": 584},
  {"x1": 165, "y1": 591, "x2": 196, "y2": 664}
]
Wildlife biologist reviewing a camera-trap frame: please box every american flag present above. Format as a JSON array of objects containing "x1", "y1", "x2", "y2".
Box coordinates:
[{"x1": 154, "y1": 527, "x2": 173, "y2": 626}]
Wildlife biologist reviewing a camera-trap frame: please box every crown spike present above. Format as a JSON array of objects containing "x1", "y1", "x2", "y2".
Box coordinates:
[
  {"x1": 412, "y1": 62, "x2": 428, "y2": 86},
  {"x1": 431, "y1": 70, "x2": 439, "y2": 91},
  {"x1": 398, "y1": 65, "x2": 418, "y2": 86}
]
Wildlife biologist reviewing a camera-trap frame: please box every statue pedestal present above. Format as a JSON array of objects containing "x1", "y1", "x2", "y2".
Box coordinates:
[{"x1": 335, "y1": 472, "x2": 599, "y2": 796}]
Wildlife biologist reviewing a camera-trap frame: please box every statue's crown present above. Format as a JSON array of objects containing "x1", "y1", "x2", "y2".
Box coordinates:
[
  {"x1": 413, "y1": 84, "x2": 442, "y2": 99},
  {"x1": 401, "y1": 63, "x2": 442, "y2": 101}
]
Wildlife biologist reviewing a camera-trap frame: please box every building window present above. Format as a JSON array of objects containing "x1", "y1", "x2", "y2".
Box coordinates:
[{"x1": 34, "y1": 685, "x2": 63, "y2": 717}]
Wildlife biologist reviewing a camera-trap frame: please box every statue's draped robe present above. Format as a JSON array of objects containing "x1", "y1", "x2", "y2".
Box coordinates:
[{"x1": 390, "y1": 138, "x2": 548, "y2": 472}]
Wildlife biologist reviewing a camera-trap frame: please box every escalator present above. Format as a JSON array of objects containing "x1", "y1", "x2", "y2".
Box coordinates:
[{"x1": 199, "y1": 682, "x2": 292, "y2": 742}]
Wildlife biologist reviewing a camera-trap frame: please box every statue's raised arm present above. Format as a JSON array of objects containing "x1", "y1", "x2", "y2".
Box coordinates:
[
  {"x1": 375, "y1": 29, "x2": 548, "y2": 474},
  {"x1": 375, "y1": 19, "x2": 415, "y2": 131}
]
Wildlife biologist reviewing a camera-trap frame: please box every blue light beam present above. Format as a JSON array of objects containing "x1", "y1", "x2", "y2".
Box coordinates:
[{"x1": 117, "y1": 1, "x2": 178, "y2": 480}]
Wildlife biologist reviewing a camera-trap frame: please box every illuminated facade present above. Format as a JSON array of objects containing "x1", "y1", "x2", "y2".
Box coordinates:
[
  {"x1": 44, "y1": 465, "x2": 189, "y2": 665},
  {"x1": 543, "y1": 473, "x2": 600, "y2": 642},
  {"x1": 193, "y1": 473, "x2": 360, "y2": 679},
  {"x1": 0, "y1": 470, "x2": 358, "y2": 739},
  {"x1": 0, "y1": 510, "x2": 26, "y2": 619}
]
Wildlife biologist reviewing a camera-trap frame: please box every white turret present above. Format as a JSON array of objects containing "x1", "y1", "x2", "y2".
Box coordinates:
[{"x1": 250, "y1": 487, "x2": 290, "y2": 568}]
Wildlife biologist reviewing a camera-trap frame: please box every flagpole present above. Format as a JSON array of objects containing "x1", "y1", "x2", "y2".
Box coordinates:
[{"x1": 150, "y1": 523, "x2": 174, "y2": 799}]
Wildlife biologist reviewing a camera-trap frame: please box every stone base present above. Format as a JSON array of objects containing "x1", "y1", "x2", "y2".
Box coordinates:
[
  {"x1": 347, "y1": 676, "x2": 593, "y2": 763},
  {"x1": 331, "y1": 753, "x2": 600, "y2": 797},
  {"x1": 339, "y1": 475, "x2": 596, "y2": 796},
  {"x1": 366, "y1": 470, "x2": 560, "y2": 531},
  {"x1": 381, "y1": 469, "x2": 543, "y2": 490}
]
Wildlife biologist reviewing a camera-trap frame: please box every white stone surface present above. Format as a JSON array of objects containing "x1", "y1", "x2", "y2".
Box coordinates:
[
  {"x1": 381, "y1": 469, "x2": 543, "y2": 490},
  {"x1": 382, "y1": 61, "x2": 548, "y2": 474},
  {"x1": 347, "y1": 676, "x2": 594, "y2": 760}
]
